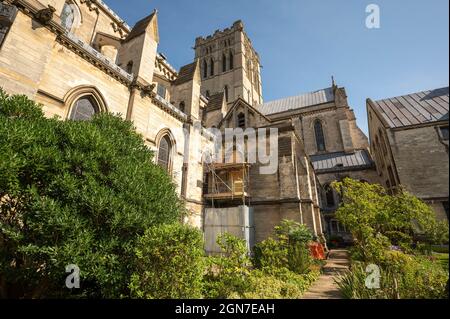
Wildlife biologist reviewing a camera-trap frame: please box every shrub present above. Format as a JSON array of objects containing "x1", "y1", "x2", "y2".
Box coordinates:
[
  {"x1": 337, "y1": 253, "x2": 449, "y2": 299},
  {"x1": 203, "y1": 233, "x2": 251, "y2": 299},
  {"x1": 129, "y1": 223, "x2": 204, "y2": 299},
  {"x1": 332, "y1": 178, "x2": 449, "y2": 262},
  {"x1": 254, "y1": 220, "x2": 313, "y2": 275},
  {"x1": 275, "y1": 219, "x2": 314, "y2": 244},
  {"x1": 253, "y1": 237, "x2": 288, "y2": 270},
  {"x1": 0, "y1": 90, "x2": 182, "y2": 298}
]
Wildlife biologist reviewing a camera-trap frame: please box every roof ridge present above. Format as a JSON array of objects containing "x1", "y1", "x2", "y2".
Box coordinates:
[{"x1": 375, "y1": 86, "x2": 449, "y2": 103}]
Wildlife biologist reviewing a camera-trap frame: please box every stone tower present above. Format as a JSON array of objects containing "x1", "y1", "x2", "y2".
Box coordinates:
[{"x1": 194, "y1": 20, "x2": 263, "y2": 109}]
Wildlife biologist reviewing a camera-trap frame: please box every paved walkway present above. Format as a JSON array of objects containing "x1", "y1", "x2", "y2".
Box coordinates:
[{"x1": 302, "y1": 249, "x2": 350, "y2": 299}]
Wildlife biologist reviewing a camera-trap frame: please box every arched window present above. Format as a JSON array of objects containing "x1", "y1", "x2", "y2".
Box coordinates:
[
  {"x1": 179, "y1": 101, "x2": 185, "y2": 113},
  {"x1": 324, "y1": 184, "x2": 335, "y2": 207},
  {"x1": 222, "y1": 53, "x2": 227, "y2": 72},
  {"x1": 210, "y1": 58, "x2": 214, "y2": 76},
  {"x1": 237, "y1": 113, "x2": 245, "y2": 128},
  {"x1": 229, "y1": 52, "x2": 234, "y2": 70},
  {"x1": 203, "y1": 60, "x2": 208, "y2": 78},
  {"x1": 69, "y1": 95, "x2": 99, "y2": 121},
  {"x1": 157, "y1": 135, "x2": 172, "y2": 172},
  {"x1": 61, "y1": 1, "x2": 75, "y2": 31},
  {"x1": 224, "y1": 85, "x2": 229, "y2": 102},
  {"x1": 314, "y1": 120, "x2": 326, "y2": 152}
]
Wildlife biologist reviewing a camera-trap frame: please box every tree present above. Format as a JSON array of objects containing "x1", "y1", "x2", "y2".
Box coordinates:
[
  {"x1": 0, "y1": 89, "x2": 182, "y2": 298},
  {"x1": 332, "y1": 178, "x2": 448, "y2": 261}
]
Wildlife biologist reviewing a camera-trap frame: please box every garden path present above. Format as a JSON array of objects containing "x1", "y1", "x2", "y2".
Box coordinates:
[{"x1": 301, "y1": 249, "x2": 350, "y2": 299}]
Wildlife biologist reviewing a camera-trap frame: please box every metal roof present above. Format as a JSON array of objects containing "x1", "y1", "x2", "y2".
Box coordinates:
[
  {"x1": 310, "y1": 149, "x2": 374, "y2": 173},
  {"x1": 257, "y1": 87, "x2": 335, "y2": 115},
  {"x1": 371, "y1": 87, "x2": 449, "y2": 128}
]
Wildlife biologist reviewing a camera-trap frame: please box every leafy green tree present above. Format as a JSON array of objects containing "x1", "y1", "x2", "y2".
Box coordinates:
[
  {"x1": 0, "y1": 89, "x2": 182, "y2": 298},
  {"x1": 332, "y1": 178, "x2": 448, "y2": 261}
]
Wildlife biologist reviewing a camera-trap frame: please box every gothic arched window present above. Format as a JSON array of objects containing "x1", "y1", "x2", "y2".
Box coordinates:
[
  {"x1": 210, "y1": 58, "x2": 214, "y2": 76},
  {"x1": 69, "y1": 95, "x2": 99, "y2": 121},
  {"x1": 222, "y1": 53, "x2": 227, "y2": 72},
  {"x1": 61, "y1": 1, "x2": 75, "y2": 31},
  {"x1": 203, "y1": 60, "x2": 208, "y2": 78},
  {"x1": 229, "y1": 52, "x2": 234, "y2": 70},
  {"x1": 314, "y1": 120, "x2": 326, "y2": 152},
  {"x1": 324, "y1": 184, "x2": 335, "y2": 207},
  {"x1": 157, "y1": 135, "x2": 172, "y2": 172},
  {"x1": 224, "y1": 85, "x2": 229, "y2": 102}
]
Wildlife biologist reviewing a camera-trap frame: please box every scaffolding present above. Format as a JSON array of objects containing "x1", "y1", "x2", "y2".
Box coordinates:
[{"x1": 204, "y1": 161, "x2": 251, "y2": 209}]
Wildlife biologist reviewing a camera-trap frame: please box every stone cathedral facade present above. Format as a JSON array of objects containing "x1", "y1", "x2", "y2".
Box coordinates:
[{"x1": 0, "y1": 0, "x2": 383, "y2": 250}]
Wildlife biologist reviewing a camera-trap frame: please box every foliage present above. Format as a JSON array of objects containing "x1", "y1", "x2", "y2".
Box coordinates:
[
  {"x1": 274, "y1": 219, "x2": 314, "y2": 244},
  {"x1": 254, "y1": 219, "x2": 314, "y2": 275},
  {"x1": 203, "y1": 233, "x2": 251, "y2": 299},
  {"x1": 0, "y1": 89, "x2": 182, "y2": 298},
  {"x1": 332, "y1": 178, "x2": 449, "y2": 262},
  {"x1": 129, "y1": 223, "x2": 204, "y2": 299},
  {"x1": 204, "y1": 225, "x2": 319, "y2": 299},
  {"x1": 337, "y1": 252, "x2": 449, "y2": 299},
  {"x1": 234, "y1": 269, "x2": 320, "y2": 299}
]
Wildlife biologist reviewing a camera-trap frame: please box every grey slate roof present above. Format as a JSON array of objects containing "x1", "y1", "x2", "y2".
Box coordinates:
[
  {"x1": 310, "y1": 149, "x2": 374, "y2": 173},
  {"x1": 125, "y1": 12, "x2": 156, "y2": 42},
  {"x1": 174, "y1": 61, "x2": 197, "y2": 85},
  {"x1": 258, "y1": 87, "x2": 335, "y2": 115},
  {"x1": 206, "y1": 92, "x2": 225, "y2": 110},
  {"x1": 371, "y1": 87, "x2": 449, "y2": 128}
]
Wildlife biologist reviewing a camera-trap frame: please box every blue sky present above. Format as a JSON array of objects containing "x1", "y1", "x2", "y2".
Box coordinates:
[{"x1": 104, "y1": 0, "x2": 449, "y2": 134}]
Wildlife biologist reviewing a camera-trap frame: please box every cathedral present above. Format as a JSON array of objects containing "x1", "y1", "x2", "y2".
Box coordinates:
[{"x1": 0, "y1": 0, "x2": 410, "y2": 252}]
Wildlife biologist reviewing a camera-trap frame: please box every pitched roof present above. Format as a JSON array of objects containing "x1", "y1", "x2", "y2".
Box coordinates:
[
  {"x1": 257, "y1": 87, "x2": 335, "y2": 115},
  {"x1": 173, "y1": 61, "x2": 197, "y2": 85},
  {"x1": 371, "y1": 87, "x2": 449, "y2": 129},
  {"x1": 206, "y1": 92, "x2": 224, "y2": 110},
  {"x1": 310, "y1": 149, "x2": 374, "y2": 173},
  {"x1": 124, "y1": 12, "x2": 156, "y2": 42}
]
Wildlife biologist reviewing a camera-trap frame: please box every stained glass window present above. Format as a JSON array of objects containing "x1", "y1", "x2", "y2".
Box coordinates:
[{"x1": 69, "y1": 96, "x2": 99, "y2": 121}]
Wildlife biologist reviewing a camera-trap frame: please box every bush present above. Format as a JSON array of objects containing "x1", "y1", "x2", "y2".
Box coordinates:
[
  {"x1": 204, "y1": 230, "x2": 320, "y2": 299},
  {"x1": 129, "y1": 223, "x2": 204, "y2": 299},
  {"x1": 275, "y1": 219, "x2": 314, "y2": 244},
  {"x1": 254, "y1": 220, "x2": 313, "y2": 275},
  {"x1": 332, "y1": 178, "x2": 449, "y2": 262},
  {"x1": 0, "y1": 90, "x2": 182, "y2": 298},
  {"x1": 253, "y1": 237, "x2": 288, "y2": 270},
  {"x1": 337, "y1": 252, "x2": 449, "y2": 299},
  {"x1": 203, "y1": 233, "x2": 251, "y2": 299}
]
